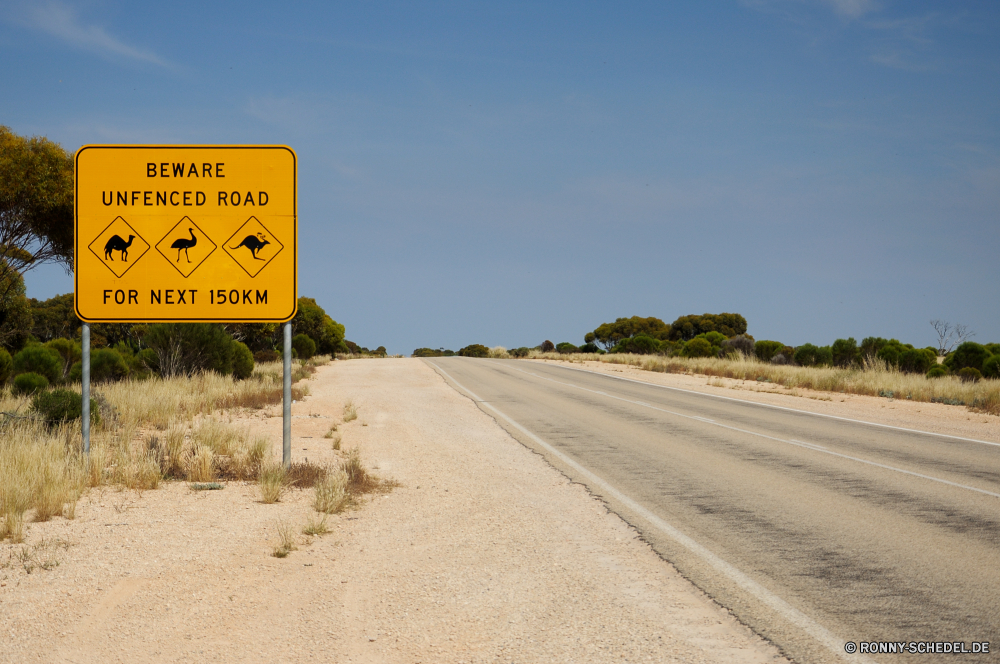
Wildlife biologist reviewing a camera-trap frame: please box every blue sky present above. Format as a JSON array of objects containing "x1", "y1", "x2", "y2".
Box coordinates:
[{"x1": 3, "y1": 0, "x2": 998, "y2": 354}]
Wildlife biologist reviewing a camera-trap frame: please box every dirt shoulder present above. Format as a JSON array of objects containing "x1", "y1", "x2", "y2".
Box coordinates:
[
  {"x1": 529, "y1": 358, "x2": 1000, "y2": 444},
  {"x1": 1, "y1": 358, "x2": 786, "y2": 664}
]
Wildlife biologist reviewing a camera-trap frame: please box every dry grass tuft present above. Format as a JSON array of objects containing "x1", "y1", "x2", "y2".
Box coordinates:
[
  {"x1": 313, "y1": 469, "x2": 349, "y2": 514},
  {"x1": 329, "y1": 432, "x2": 342, "y2": 450},
  {"x1": 488, "y1": 346, "x2": 510, "y2": 359},
  {"x1": 302, "y1": 513, "x2": 331, "y2": 536},
  {"x1": 342, "y1": 400, "x2": 358, "y2": 423},
  {"x1": 2, "y1": 537, "x2": 71, "y2": 573},
  {"x1": 258, "y1": 462, "x2": 287, "y2": 503},
  {"x1": 271, "y1": 520, "x2": 297, "y2": 558},
  {"x1": 186, "y1": 445, "x2": 216, "y2": 483}
]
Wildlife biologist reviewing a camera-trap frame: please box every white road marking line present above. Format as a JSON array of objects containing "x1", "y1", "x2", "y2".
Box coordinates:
[
  {"x1": 501, "y1": 363, "x2": 1000, "y2": 499},
  {"x1": 541, "y1": 361, "x2": 1000, "y2": 448},
  {"x1": 428, "y1": 360, "x2": 874, "y2": 664}
]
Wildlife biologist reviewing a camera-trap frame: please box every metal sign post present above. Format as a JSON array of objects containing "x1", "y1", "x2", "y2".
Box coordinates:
[
  {"x1": 81, "y1": 323, "x2": 91, "y2": 455},
  {"x1": 283, "y1": 322, "x2": 292, "y2": 467},
  {"x1": 74, "y1": 145, "x2": 298, "y2": 462}
]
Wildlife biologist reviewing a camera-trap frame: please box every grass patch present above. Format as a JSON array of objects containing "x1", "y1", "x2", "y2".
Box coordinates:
[
  {"x1": 189, "y1": 482, "x2": 224, "y2": 491},
  {"x1": 302, "y1": 513, "x2": 330, "y2": 536},
  {"x1": 2, "y1": 537, "x2": 71, "y2": 573},
  {"x1": 313, "y1": 469, "x2": 349, "y2": 514},
  {"x1": 342, "y1": 401, "x2": 358, "y2": 423},
  {"x1": 272, "y1": 520, "x2": 297, "y2": 558},
  {"x1": 530, "y1": 352, "x2": 1000, "y2": 416},
  {"x1": 258, "y1": 462, "x2": 287, "y2": 504}
]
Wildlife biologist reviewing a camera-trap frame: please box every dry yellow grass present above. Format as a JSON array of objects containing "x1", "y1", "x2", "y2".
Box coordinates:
[
  {"x1": 258, "y1": 462, "x2": 287, "y2": 503},
  {"x1": 313, "y1": 469, "x2": 349, "y2": 514},
  {"x1": 342, "y1": 400, "x2": 358, "y2": 423},
  {"x1": 531, "y1": 352, "x2": 1000, "y2": 415}
]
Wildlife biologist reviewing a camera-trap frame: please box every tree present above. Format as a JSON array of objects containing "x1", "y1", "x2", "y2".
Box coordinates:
[
  {"x1": 590, "y1": 316, "x2": 671, "y2": 350},
  {"x1": 293, "y1": 297, "x2": 347, "y2": 354},
  {"x1": 458, "y1": 344, "x2": 490, "y2": 358},
  {"x1": 143, "y1": 323, "x2": 236, "y2": 377},
  {"x1": 0, "y1": 126, "x2": 74, "y2": 297},
  {"x1": 930, "y1": 320, "x2": 975, "y2": 356},
  {"x1": 668, "y1": 313, "x2": 747, "y2": 341},
  {"x1": 28, "y1": 292, "x2": 79, "y2": 342},
  {"x1": 830, "y1": 338, "x2": 859, "y2": 367},
  {"x1": 0, "y1": 260, "x2": 32, "y2": 351}
]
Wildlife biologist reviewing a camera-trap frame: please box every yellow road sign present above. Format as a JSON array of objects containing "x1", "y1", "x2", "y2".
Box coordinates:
[{"x1": 74, "y1": 146, "x2": 296, "y2": 322}]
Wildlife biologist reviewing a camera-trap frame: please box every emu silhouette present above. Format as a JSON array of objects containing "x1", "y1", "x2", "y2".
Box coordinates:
[
  {"x1": 229, "y1": 234, "x2": 270, "y2": 260},
  {"x1": 170, "y1": 228, "x2": 197, "y2": 262},
  {"x1": 104, "y1": 234, "x2": 135, "y2": 261}
]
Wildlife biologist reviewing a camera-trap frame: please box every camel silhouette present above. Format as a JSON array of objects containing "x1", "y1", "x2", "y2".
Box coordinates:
[
  {"x1": 170, "y1": 228, "x2": 197, "y2": 263},
  {"x1": 229, "y1": 233, "x2": 270, "y2": 260},
  {"x1": 104, "y1": 234, "x2": 135, "y2": 261}
]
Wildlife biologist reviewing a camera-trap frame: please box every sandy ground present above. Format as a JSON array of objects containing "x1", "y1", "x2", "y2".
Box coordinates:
[
  {"x1": 530, "y1": 358, "x2": 1000, "y2": 444},
  {"x1": 1, "y1": 358, "x2": 787, "y2": 664}
]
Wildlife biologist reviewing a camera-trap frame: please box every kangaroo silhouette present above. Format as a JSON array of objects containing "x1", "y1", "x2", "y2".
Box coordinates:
[
  {"x1": 170, "y1": 228, "x2": 198, "y2": 263},
  {"x1": 104, "y1": 234, "x2": 135, "y2": 261},
  {"x1": 229, "y1": 233, "x2": 270, "y2": 260}
]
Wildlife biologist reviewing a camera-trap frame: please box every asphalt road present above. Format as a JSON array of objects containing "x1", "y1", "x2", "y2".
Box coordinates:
[{"x1": 426, "y1": 358, "x2": 1000, "y2": 664}]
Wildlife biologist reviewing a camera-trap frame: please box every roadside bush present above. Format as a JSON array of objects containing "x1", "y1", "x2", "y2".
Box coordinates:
[
  {"x1": 754, "y1": 340, "x2": 785, "y2": 362},
  {"x1": 578, "y1": 343, "x2": 603, "y2": 354},
  {"x1": 31, "y1": 388, "x2": 99, "y2": 425},
  {"x1": 947, "y1": 342, "x2": 991, "y2": 373},
  {"x1": 458, "y1": 344, "x2": 490, "y2": 358},
  {"x1": 556, "y1": 342, "x2": 578, "y2": 354},
  {"x1": 12, "y1": 345, "x2": 62, "y2": 384},
  {"x1": 0, "y1": 348, "x2": 11, "y2": 384},
  {"x1": 613, "y1": 334, "x2": 661, "y2": 355},
  {"x1": 509, "y1": 347, "x2": 531, "y2": 358},
  {"x1": 926, "y1": 365, "x2": 949, "y2": 379},
  {"x1": 771, "y1": 353, "x2": 792, "y2": 365},
  {"x1": 232, "y1": 341, "x2": 254, "y2": 379},
  {"x1": 683, "y1": 337, "x2": 715, "y2": 358},
  {"x1": 292, "y1": 333, "x2": 316, "y2": 359},
  {"x1": 90, "y1": 348, "x2": 129, "y2": 382},
  {"x1": 831, "y1": 338, "x2": 859, "y2": 367},
  {"x1": 794, "y1": 343, "x2": 832, "y2": 367},
  {"x1": 137, "y1": 348, "x2": 159, "y2": 372},
  {"x1": 45, "y1": 338, "x2": 81, "y2": 379},
  {"x1": 12, "y1": 372, "x2": 49, "y2": 395},
  {"x1": 412, "y1": 348, "x2": 443, "y2": 357},
  {"x1": 144, "y1": 323, "x2": 235, "y2": 377},
  {"x1": 539, "y1": 340, "x2": 555, "y2": 353},
  {"x1": 983, "y1": 355, "x2": 1000, "y2": 379},
  {"x1": 254, "y1": 349, "x2": 280, "y2": 363},
  {"x1": 958, "y1": 367, "x2": 983, "y2": 383},
  {"x1": 899, "y1": 348, "x2": 936, "y2": 374},
  {"x1": 722, "y1": 334, "x2": 754, "y2": 357}
]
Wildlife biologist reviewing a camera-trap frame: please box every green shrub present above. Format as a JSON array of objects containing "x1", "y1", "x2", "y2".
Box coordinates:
[
  {"x1": 958, "y1": 367, "x2": 982, "y2": 383},
  {"x1": 793, "y1": 344, "x2": 822, "y2": 367},
  {"x1": 831, "y1": 338, "x2": 859, "y2": 367},
  {"x1": 253, "y1": 349, "x2": 280, "y2": 363},
  {"x1": 412, "y1": 348, "x2": 443, "y2": 358},
  {"x1": 12, "y1": 372, "x2": 49, "y2": 396},
  {"x1": 539, "y1": 340, "x2": 555, "y2": 353},
  {"x1": 926, "y1": 365, "x2": 949, "y2": 378},
  {"x1": 983, "y1": 355, "x2": 1000, "y2": 379},
  {"x1": 232, "y1": 341, "x2": 254, "y2": 380},
  {"x1": 0, "y1": 347, "x2": 11, "y2": 384},
  {"x1": 683, "y1": 337, "x2": 715, "y2": 358},
  {"x1": 143, "y1": 323, "x2": 235, "y2": 377},
  {"x1": 577, "y1": 343, "x2": 602, "y2": 354},
  {"x1": 292, "y1": 333, "x2": 316, "y2": 359},
  {"x1": 44, "y1": 338, "x2": 81, "y2": 379},
  {"x1": 458, "y1": 344, "x2": 490, "y2": 358},
  {"x1": 948, "y1": 342, "x2": 991, "y2": 373},
  {"x1": 90, "y1": 348, "x2": 129, "y2": 382},
  {"x1": 31, "y1": 388, "x2": 99, "y2": 425},
  {"x1": 876, "y1": 344, "x2": 901, "y2": 368},
  {"x1": 754, "y1": 340, "x2": 785, "y2": 362},
  {"x1": 612, "y1": 334, "x2": 661, "y2": 355},
  {"x1": 12, "y1": 345, "x2": 62, "y2": 384},
  {"x1": 509, "y1": 347, "x2": 531, "y2": 358},
  {"x1": 137, "y1": 348, "x2": 159, "y2": 372},
  {"x1": 556, "y1": 342, "x2": 579, "y2": 354},
  {"x1": 900, "y1": 348, "x2": 936, "y2": 374}
]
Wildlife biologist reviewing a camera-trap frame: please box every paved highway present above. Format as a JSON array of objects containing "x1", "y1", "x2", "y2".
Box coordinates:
[{"x1": 427, "y1": 358, "x2": 1000, "y2": 664}]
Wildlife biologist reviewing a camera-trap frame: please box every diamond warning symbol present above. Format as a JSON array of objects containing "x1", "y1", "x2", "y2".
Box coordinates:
[
  {"x1": 222, "y1": 216, "x2": 283, "y2": 278},
  {"x1": 87, "y1": 217, "x2": 151, "y2": 278},
  {"x1": 154, "y1": 217, "x2": 218, "y2": 278}
]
